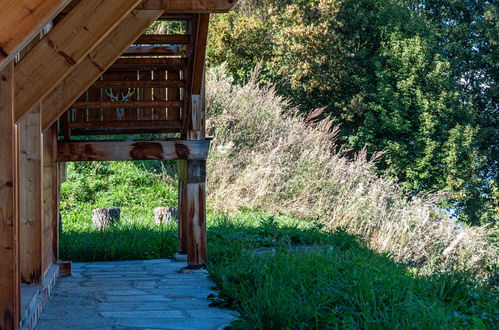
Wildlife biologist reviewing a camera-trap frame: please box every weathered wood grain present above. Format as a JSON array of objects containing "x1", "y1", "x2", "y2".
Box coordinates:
[
  {"x1": 0, "y1": 61, "x2": 20, "y2": 330},
  {"x1": 57, "y1": 139, "x2": 211, "y2": 162},
  {"x1": 0, "y1": 0, "x2": 71, "y2": 70},
  {"x1": 14, "y1": 0, "x2": 143, "y2": 122},
  {"x1": 178, "y1": 160, "x2": 207, "y2": 267},
  {"x1": 41, "y1": 9, "x2": 164, "y2": 131},
  {"x1": 42, "y1": 126, "x2": 59, "y2": 275},
  {"x1": 18, "y1": 106, "x2": 43, "y2": 284}
]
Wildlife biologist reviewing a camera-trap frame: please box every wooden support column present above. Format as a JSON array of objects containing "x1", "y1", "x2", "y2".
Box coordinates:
[
  {"x1": 178, "y1": 160, "x2": 207, "y2": 266},
  {"x1": 18, "y1": 106, "x2": 43, "y2": 284},
  {"x1": 0, "y1": 62, "x2": 20, "y2": 330},
  {"x1": 42, "y1": 125, "x2": 59, "y2": 272},
  {"x1": 178, "y1": 14, "x2": 209, "y2": 267}
]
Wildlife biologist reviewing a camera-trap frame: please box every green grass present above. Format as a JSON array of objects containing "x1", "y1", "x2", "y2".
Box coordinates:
[
  {"x1": 207, "y1": 214, "x2": 497, "y2": 329},
  {"x1": 60, "y1": 161, "x2": 498, "y2": 329}
]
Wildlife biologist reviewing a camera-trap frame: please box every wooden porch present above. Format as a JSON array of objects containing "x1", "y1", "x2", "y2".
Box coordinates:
[{"x1": 0, "y1": 1, "x2": 238, "y2": 329}]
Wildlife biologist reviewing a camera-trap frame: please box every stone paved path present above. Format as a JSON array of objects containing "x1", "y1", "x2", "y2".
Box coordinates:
[{"x1": 36, "y1": 259, "x2": 237, "y2": 329}]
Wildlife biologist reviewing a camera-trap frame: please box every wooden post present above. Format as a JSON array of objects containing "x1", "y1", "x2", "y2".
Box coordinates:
[
  {"x1": 178, "y1": 14, "x2": 210, "y2": 267},
  {"x1": 42, "y1": 125, "x2": 59, "y2": 272},
  {"x1": 0, "y1": 61, "x2": 20, "y2": 330},
  {"x1": 178, "y1": 160, "x2": 207, "y2": 267},
  {"x1": 18, "y1": 106, "x2": 43, "y2": 284}
]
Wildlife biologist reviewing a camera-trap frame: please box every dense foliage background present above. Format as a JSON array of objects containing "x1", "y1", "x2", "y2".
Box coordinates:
[{"x1": 207, "y1": 0, "x2": 498, "y2": 225}]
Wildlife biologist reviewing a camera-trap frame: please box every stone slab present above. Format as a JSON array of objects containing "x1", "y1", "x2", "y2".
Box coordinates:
[{"x1": 36, "y1": 259, "x2": 238, "y2": 329}]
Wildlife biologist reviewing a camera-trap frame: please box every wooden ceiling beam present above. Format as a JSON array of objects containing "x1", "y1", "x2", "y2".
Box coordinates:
[
  {"x1": 57, "y1": 139, "x2": 211, "y2": 162},
  {"x1": 137, "y1": 0, "x2": 238, "y2": 13},
  {"x1": 14, "y1": 0, "x2": 143, "y2": 123},
  {"x1": 0, "y1": 0, "x2": 71, "y2": 71},
  {"x1": 41, "y1": 9, "x2": 164, "y2": 131}
]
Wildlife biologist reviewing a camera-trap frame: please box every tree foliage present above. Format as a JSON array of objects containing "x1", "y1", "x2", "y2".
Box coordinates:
[{"x1": 206, "y1": 0, "x2": 498, "y2": 225}]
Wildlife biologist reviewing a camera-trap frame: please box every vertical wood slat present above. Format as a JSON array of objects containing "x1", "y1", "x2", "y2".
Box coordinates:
[
  {"x1": 153, "y1": 70, "x2": 167, "y2": 120},
  {"x1": 87, "y1": 83, "x2": 102, "y2": 122},
  {"x1": 18, "y1": 106, "x2": 43, "y2": 284},
  {"x1": 139, "y1": 71, "x2": 153, "y2": 120},
  {"x1": 123, "y1": 71, "x2": 138, "y2": 121},
  {"x1": 167, "y1": 70, "x2": 180, "y2": 120},
  {"x1": 0, "y1": 61, "x2": 20, "y2": 330},
  {"x1": 102, "y1": 72, "x2": 118, "y2": 121}
]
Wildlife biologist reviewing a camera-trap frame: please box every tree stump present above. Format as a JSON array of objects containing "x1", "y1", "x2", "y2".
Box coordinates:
[
  {"x1": 92, "y1": 208, "x2": 120, "y2": 230},
  {"x1": 154, "y1": 207, "x2": 178, "y2": 225}
]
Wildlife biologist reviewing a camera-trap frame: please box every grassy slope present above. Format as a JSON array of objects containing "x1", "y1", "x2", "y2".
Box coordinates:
[{"x1": 60, "y1": 161, "x2": 497, "y2": 329}]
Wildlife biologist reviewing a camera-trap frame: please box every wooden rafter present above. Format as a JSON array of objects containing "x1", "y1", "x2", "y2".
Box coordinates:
[
  {"x1": 0, "y1": 0, "x2": 71, "y2": 71},
  {"x1": 41, "y1": 9, "x2": 164, "y2": 131},
  {"x1": 57, "y1": 139, "x2": 211, "y2": 162},
  {"x1": 14, "y1": 0, "x2": 143, "y2": 123}
]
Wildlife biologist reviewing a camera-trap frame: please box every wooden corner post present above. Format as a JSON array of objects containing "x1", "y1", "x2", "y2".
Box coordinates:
[
  {"x1": 18, "y1": 105, "x2": 43, "y2": 284},
  {"x1": 0, "y1": 61, "x2": 20, "y2": 330},
  {"x1": 178, "y1": 14, "x2": 210, "y2": 267}
]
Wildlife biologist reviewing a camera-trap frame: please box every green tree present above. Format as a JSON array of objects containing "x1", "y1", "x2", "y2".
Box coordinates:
[{"x1": 206, "y1": 0, "x2": 497, "y2": 224}]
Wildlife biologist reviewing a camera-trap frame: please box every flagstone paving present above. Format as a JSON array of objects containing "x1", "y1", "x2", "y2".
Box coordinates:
[{"x1": 35, "y1": 259, "x2": 237, "y2": 329}]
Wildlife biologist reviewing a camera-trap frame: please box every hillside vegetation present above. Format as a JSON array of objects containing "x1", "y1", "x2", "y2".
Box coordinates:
[
  {"x1": 207, "y1": 0, "x2": 498, "y2": 225},
  {"x1": 205, "y1": 66, "x2": 497, "y2": 279}
]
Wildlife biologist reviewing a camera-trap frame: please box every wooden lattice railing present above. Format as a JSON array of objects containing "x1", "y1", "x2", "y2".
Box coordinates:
[{"x1": 59, "y1": 14, "x2": 199, "y2": 139}]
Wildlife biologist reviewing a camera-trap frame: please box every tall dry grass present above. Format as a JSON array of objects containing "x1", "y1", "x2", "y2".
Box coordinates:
[{"x1": 205, "y1": 65, "x2": 498, "y2": 279}]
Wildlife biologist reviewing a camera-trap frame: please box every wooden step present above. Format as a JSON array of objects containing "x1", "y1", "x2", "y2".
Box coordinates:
[
  {"x1": 68, "y1": 119, "x2": 182, "y2": 128},
  {"x1": 91, "y1": 80, "x2": 186, "y2": 88},
  {"x1": 72, "y1": 101, "x2": 184, "y2": 109},
  {"x1": 123, "y1": 45, "x2": 181, "y2": 56},
  {"x1": 109, "y1": 58, "x2": 187, "y2": 70},
  {"x1": 135, "y1": 34, "x2": 190, "y2": 45},
  {"x1": 158, "y1": 14, "x2": 194, "y2": 21},
  {"x1": 70, "y1": 127, "x2": 180, "y2": 136}
]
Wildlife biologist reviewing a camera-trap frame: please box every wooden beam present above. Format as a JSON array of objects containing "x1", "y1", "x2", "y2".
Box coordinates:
[
  {"x1": 0, "y1": 0, "x2": 71, "y2": 71},
  {"x1": 41, "y1": 9, "x2": 164, "y2": 131},
  {"x1": 18, "y1": 106, "x2": 43, "y2": 284},
  {"x1": 138, "y1": 0, "x2": 239, "y2": 12},
  {"x1": 57, "y1": 139, "x2": 211, "y2": 162},
  {"x1": 14, "y1": 0, "x2": 143, "y2": 122},
  {"x1": 191, "y1": 14, "x2": 210, "y2": 95},
  {"x1": 0, "y1": 61, "x2": 20, "y2": 330}
]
